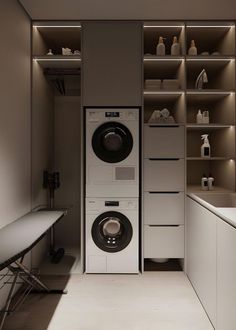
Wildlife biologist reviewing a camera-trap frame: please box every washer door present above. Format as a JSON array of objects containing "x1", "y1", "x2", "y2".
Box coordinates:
[
  {"x1": 91, "y1": 211, "x2": 133, "y2": 253},
  {"x1": 92, "y1": 122, "x2": 133, "y2": 163}
]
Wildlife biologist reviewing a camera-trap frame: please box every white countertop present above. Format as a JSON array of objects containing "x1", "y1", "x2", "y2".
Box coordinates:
[{"x1": 187, "y1": 192, "x2": 236, "y2": 228}]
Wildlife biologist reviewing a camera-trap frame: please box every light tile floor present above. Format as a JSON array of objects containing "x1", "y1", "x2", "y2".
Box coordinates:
[{"x1": 4, "y1": 272, "x2": 213, "y2": 330}]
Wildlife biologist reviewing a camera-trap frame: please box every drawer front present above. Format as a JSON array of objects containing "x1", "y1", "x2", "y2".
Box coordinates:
[
  {"x1": 144, "y1": 192, "x2": 184, "y2": 225},
  {"x1": 144, "y1": 225, "x2": 184, "y2": 258},
  {"x1": 144, "y1": 125, "x2": 185, "y2": 158},
  {"x1": 144, "y1": 159, "x2": 185, "y2": 191}
]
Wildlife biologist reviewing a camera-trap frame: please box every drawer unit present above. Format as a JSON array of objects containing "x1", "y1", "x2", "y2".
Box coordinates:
[
  {"x1": 144, "y1": 125, "x2": 185, "y2": 158},
  {"x1": 144, "y1": 159, "x2": 185, "y2": 191},
  {"x1": 144, "y1": 225, "x2": 184, "y2": 258},
  {"x1": 144, "y1": 192, "x2": 184, "y2": 225}
]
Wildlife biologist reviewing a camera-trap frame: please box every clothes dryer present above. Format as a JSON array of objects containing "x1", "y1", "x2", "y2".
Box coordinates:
[{"x1": 85, "y1": 108, "x2": 139, "y2": 197}]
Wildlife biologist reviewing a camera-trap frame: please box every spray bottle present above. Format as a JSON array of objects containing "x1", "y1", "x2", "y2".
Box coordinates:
[{"x1": 201, "y1": 134, "x2": 211, "y2": 158}]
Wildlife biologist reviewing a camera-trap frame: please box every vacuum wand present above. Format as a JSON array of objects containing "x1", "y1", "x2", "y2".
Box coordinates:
[{"x1": 43, "y1": 171, "x2": 65, "y2": 263}]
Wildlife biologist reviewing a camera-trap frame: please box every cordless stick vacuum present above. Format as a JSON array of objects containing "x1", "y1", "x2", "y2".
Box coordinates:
[{"x1": 43, "y1": 170, "x2": 65, "y2": 263}]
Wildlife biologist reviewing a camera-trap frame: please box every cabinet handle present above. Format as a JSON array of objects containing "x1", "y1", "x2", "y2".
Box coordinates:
[
  {"x1": 148, "y1": 191, "x2": 180, "y2": 194},
  {"x1": 148, "y1": 125, "x2": 179, "y2": 128},
  {"x1": 148, "y1": 225, "x2": 180, "y2": 227},
  {"x1": 148, "y1": 158, "x2": 180, "y2": 161}
]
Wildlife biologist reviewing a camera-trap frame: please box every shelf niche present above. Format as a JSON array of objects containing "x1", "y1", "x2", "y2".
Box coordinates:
[
  {"x1": 33, "y1": 22, "x2": 81, "y2": 56},
  {"x1": 187, "y1": 159, "x2": 235, "y2": 192},
  {"x1": 144, "y1": 93, "x2": 185, "y2": 124}
]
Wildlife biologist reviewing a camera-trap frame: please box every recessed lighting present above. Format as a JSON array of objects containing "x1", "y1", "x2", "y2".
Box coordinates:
[
  {"x1": 34, "y1": 58, "x2": 81, "y2": 61},
  {"x1": 186, "y1": 58, "x2": 234, "y2": 61},
  {"x1": 33, "y1": 25, "x2": 81, "y2": 28},
  {"x1": 187, "y1": 25, "x2": 234, "y2": 28},
  {"x1": 143, "y1": 25, "x2": 184, "y2": 28},
  {"x1": 144, "y1": 58, "x2": 184, "y2": 62},
  {"x1": 144, "y1": 91, "x2": 183, "y2": 95},
  {"x1": 187, "y1": 91, "x2": 232, "y2": 95}
]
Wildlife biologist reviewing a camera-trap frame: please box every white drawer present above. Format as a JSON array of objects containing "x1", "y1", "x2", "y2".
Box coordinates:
[
  {"x1": 144, "y1": 192, "x2": 184, "y2": 225},
  {"x1": 144, "y1": 125, "x2": 184, "y2": 158},
  {"x1": 144, "y1": 159, "x2": 185, "y2": 191},
  {"x1": 144, "y1": 225, "x2": 184, "y2": 258}
]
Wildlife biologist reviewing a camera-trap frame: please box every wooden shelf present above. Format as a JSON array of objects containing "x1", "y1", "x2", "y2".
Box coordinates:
[
  {"x1": 33, "y1": 55, "x2": 81, "y2": 69},
  {"x1": 187, "y1": 124, "x2": 232, "y2": 130},
  {"x1": 187, "y1": 185, "x2": 233, "y2": 193},
  {"x1": 144, "y1": 55, "x2": 184, "y2": 61},
  {"x1": 187, "y1": 157, "x2": 233, "y2": 160}
]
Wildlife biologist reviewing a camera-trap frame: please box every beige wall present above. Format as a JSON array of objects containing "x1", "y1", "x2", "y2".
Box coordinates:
[
  {"x1": 0, "y1": 0, "x2": 31, "y2": 309},
  {"x1": 20, "y1": 0, "x2": 236, "y2": 20}
]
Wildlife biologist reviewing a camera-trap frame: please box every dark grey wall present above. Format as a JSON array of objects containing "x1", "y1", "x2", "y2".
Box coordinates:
[
  {"x1": 0, "y1": 0, "x2": 31, "y2": 230},
  {"x1": 19, "y1": 0, "x2": 236, "y2": 20},
  {"x1": 0, "y1": 0, "x2": 31, "y2": 309}
]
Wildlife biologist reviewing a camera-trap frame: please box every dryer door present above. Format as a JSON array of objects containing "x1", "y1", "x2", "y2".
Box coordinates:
[
  {"x1": 92, "y1": 122, "x2": 133, "y2": 163},
  {"x1": 92, "y1": 211, "x2": 133, "y2": 253}
]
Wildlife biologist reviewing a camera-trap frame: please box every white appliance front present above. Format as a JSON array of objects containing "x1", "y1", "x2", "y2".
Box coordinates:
[
  {"x1": 85, "y1": 108, "x2": 139, "y2": 197},
  {"x1": 85, "y1": 197, "x2": 139, "y2": 273}
]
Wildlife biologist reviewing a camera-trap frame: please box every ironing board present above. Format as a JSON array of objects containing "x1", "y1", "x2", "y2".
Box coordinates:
[{"x1": 0, "y1": 210, "x2": 66, "y2": 330}]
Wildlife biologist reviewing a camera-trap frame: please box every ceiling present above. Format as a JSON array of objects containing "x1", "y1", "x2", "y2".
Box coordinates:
[{"x1": 19, "y1": 0, "x2": 236, "y2": 21}]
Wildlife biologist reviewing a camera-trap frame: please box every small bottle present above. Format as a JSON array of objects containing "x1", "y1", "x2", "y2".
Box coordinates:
[
  {"x1": 201, "y1": 134, "x2": 211, "y2": 158},
  {"x1": 202, "y1": 111, "x2": 209, "y2": 124},
  {"x1": 201, "y1": 174, "x2": 209, "y2": 191},
  {"x1": 188, "y1": 40, "x2": 197, "y2": 55},
  {"x1": 196, "y1": 110, "x2": 203, "y2": 124},
  {"x1": 47, "y1": 49, "x2": 53, "y2": 55},
  {"x1": 156, "y1": 36, "x2": 165, "y2": 56},
  {"x1": 171, "y1": 36, "x2": 180, "y2": 55},
  {"x1": 208, "y1": 174, "x2": 215, "y2": 190}
]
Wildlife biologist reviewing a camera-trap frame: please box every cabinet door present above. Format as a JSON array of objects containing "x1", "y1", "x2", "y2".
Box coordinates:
[
  {"x1": 144, "y1": 192, "x2": 184, "y2": 225},
  {"x1": 82, "y1": 22, "x2": 142, "y2": 106},
  {"x1": 144, "y1": 125, "x2": 185, "y2": 158},
  {"x1": 144, "y1": 225, "x2": 184, "y2": 258},
  {"x1": 144, "y1": 159, "x2": 185, "y2": 191},
  {"x1": 186, "y1": 197, "x2": 217, "y2": 327},
  {"x1": 217, "y1": 220, "x2": 236, "y2": 330}
]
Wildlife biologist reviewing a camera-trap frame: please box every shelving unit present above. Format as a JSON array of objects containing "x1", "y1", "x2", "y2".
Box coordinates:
[
  {"x1": 186, "y1": 22, "x2": 236, "y2": 192},
  {"x1": 142, "y1": 21, "x2": 236, "y2": 271}
]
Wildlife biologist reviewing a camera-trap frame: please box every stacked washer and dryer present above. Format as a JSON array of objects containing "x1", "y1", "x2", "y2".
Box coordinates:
[{"x1": 85, "y1": 108, "x2": 139, "y2": 273}]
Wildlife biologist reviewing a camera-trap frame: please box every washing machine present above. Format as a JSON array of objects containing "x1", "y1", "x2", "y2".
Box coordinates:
[
  {"x1": 85, "y1": 197, "x2": 139, "y2": 273},
  {"x1": 85, "y1": 107, "x2": 139, "y2": 197}
]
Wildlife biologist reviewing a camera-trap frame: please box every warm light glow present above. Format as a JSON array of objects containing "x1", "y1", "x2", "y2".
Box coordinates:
[
  {"x1": 34, "y1": 58, "x2": 81, "y2": 61},
  {"x1": 144, "y1": 91, "x2": 183, "y2": 95},
  {"x1": 144, "y1": 58, "x2": 184, "y2": 61},
  {"x1": 187, "y1": 91, "x2": 232, "y2": 95},
  {"x1": 186, "y1": 58, "x2": 234, "y2": 62},
  {"x1": 187, "y1": 25, "x2": 234, "y2": 28},
  {"x1": 143, "y1": 25, "x2": 184, "y2": 28},
  {"x1": 34, "y1": 25, "x2": 81, "y2": 28}
]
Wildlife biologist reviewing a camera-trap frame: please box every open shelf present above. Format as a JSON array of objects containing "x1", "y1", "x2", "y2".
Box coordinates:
[
  {"x1": 144, "y1": 57, "x2": 185, "y2": 90},
  {"x1": 187, "y1": 159, "x2": 235, "y2": 192},
  {"x1": 187, "y1": 124, "x2": 232, "y2": 130},
  {"x1": 186, "y1": 23, "x2": 235, "y2": 56},
  {"x1": 33, "y1": 22, "x2": 81, "y2": 56},
  {"x1": 186, "y1": 92, "x2": 235, "y2": 125},
  {"x1": 186, "y1": 60, "x2": 235, "y2": 90},
  {"x1": 144, "y1": 92, "x2": 185, "y2": 124},
  {"x1": 143, "y1": 22, "x2": 185, "y2": 56},
  {"x1": 187, "y1": 157, "x2": 233, "y2": 160},
  {"x1": 33, "y1": 55, "x2": 81, "y2": 69},
  {"x1": 187, "y1": 127, "x2": 235, "y2": 158}
]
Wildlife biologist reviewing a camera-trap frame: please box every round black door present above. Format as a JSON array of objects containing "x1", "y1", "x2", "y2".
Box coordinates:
[
  {"x1": 91, "y1": 211, "x2": 133, "y2": 253},
  {"x1": 92, "y1": 122, "x2": 133, "y2": 163}
]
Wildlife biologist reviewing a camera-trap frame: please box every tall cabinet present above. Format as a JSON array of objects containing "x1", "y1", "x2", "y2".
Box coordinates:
[{"x1": 142, "y1": 21, "x2": 236, "y2": 271}]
